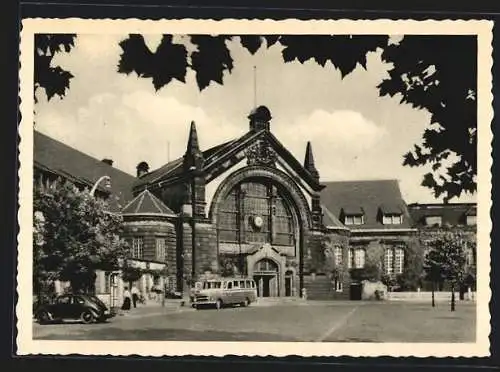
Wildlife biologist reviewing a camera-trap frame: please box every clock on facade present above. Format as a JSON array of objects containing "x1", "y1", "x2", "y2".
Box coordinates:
[{"x1": 253, "y1": 215, "x2": 264, "y2": 228}]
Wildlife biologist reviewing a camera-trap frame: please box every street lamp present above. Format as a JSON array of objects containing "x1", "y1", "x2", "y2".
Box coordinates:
[
  {"x1": 189, "y1": 166, "x2": 197, "y2": 282},
  {"x1": 90, "y1": 175, "x2": 111, "y2": 197}
]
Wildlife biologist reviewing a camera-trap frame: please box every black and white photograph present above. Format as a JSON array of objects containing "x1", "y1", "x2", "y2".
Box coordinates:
[{"x1": 17, "y1": 19, "x2": 492, "y2": 357}]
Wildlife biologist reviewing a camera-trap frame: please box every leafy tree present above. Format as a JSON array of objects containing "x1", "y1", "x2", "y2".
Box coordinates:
[
  {"x1": 34, "y1": 34, "x2": 76, "y2": 102},
  {"x1": 115, "y1": 34, "x2": 476, "y2": 201},
  {"x1": 33, "y1": 180, "x2": 129, "y2": 294},
  {"x1": 424, "y1": 231, "x2": 467, "y2": 311},
  {"x1": 121, "y1": 265, "x2": 143, "y2": 288},
  {"x1": 395, "y1": 245, "x2": 425, "y2": 291},
  {"x1": 34, "y1": 33, "x2": 478, "y2": 201}
]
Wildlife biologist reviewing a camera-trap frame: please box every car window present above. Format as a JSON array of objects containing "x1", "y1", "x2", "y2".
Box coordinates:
[
  {"x1": 73, "y1": 296, "x2": 85, "y2": 305},
  {"x1": 233, "y1": 281, "x2": 239, "y2": 288},
  {"x1": 57, "y1": 296, "x2": 71, "y2": 304},
  {"x1": 227, "y1": 282, "x2": 232, "y2": 289}
]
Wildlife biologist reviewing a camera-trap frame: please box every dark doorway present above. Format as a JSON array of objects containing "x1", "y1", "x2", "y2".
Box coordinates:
[
  {"x1": 285, "y1": 270, "x2": 293, "y2": 296},
  {"x1": 253, "y1": 274, "x2": 277, "y2": 297},
  {"x1": 350, "y1": 283, "x2": 362, "y2": 301}
]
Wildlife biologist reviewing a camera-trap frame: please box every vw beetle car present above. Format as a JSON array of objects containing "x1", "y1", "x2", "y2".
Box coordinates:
[{"x1": 35, "y1": 294, "x2": 115, "y2": 324}]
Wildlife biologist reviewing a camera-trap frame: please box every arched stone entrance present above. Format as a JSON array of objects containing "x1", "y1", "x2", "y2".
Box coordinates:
[
  {"x1": 253, "y1": 258, "x2": 279, "y2": 297},
  {"x1": 246, "y1": 243, "x2": 287, "y2": 297},
  {"x1": 210, "y1": 166, "x2": 313, "y2": 297}
]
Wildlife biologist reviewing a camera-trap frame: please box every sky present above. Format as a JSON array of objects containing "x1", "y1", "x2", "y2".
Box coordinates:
[{"x1": 34, "y1": 34, "x2": 476, "y2": 204}]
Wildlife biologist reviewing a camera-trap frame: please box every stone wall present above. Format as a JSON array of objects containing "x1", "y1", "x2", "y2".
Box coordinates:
[
  {"x1": 122, "y1": 219, "x2": 175, "y2": 265},
  {"x1": 180, "y1": 220, "x2": 219, "y2": 279}
]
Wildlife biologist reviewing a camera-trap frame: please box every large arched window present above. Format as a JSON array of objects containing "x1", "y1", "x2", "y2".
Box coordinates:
[{"x1": 217, "y1": 179, "x2": 295, "y2": 246}]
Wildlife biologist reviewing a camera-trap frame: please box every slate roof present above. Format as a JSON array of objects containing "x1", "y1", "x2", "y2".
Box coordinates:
[
  {"x1": 34, "y1": 131, "x2": 136, "y2": 212},
  {"x1": 408, "y1": 203, "x2": 477, "y2": 227},
  {"x1": 320, "y1": 180, "x2": 414, "y2": 230},
  {"x1": 133, "y1": 138, "x2": 237, "y2": 190},
  {"x1": 121, "y1": 189, "x2": 175, "y2": 216},
  {"x1": 321, "y1": 206, "x2": 349, "y2": 230}
]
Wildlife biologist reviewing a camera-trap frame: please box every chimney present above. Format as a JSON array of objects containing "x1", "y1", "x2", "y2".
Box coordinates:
[
  {"x1": 136, "y1": 161, "x2": 150, "y2": 178},
  {"x1": 102, "y1": 158, "x2": 113, "y2": 167}
]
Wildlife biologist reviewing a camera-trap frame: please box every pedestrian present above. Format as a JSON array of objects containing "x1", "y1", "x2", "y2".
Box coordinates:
[
  {"x1": 121, "y1": 287, "x2": 131, "y2": 312},
  {"x1": 131, "y1": 285, "x2": 140, "y2": 308}
]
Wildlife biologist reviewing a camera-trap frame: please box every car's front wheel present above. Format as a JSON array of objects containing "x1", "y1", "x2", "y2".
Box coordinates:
[{"x1": 81, "y1": 310, "x2": 95, "y2": 324}]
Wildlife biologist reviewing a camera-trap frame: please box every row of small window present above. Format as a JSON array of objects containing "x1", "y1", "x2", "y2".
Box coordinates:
[
  {"x1": 329, "y1": 246, "x2": 405, "y2": 275},
  {"x1": 344, "y1": 214, "x2": 403, "y2": 226},
  {"x1": 425, "y1": 215, "x2": 476, "y2": 227},
  {"x1": 129, "y1": 237, "x2": 167, "y2": 262}
]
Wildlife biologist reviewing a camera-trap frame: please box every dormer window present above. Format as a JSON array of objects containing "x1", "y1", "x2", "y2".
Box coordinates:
[
  {"x1": 344, "y1": 215, "x2": 364, "y2": 225},
  {"x1": 425, "y1": 215, "x2": 442, "y2": 227},
  {"x1": 466, "y1": 215, "x2": 476, "y2": 226},
  {"x1": 382, "y1": 214, "x2": 403, "y2": 225},
  {"x1": 341, "y1": 206, "x2": 364, "y2": 226}
]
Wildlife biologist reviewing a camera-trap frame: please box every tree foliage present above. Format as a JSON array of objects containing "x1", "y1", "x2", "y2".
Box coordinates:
[
  {"x1": 115, "y1": 34, "x2": 476, "y2": 201},
  {"x1": 33, "y1": 181, "x2": 129, "y2": 294},
  {"x1": 423, "y1": 231, "x2": 468, "y2": 288},
  {"x1": 34, "y1": 34, "x2": 76, "y2": 102},
  {"x1": 34, "y1": 33, "x2": 478, "y2": 201}
]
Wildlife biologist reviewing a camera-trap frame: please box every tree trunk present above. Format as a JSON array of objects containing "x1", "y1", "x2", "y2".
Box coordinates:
[
  {"x1": 431, "y1": 281, "x2": 435, "y2": 307},
  {"x1": 451, "y1": 283, "x2": 455, "y2": 312}
]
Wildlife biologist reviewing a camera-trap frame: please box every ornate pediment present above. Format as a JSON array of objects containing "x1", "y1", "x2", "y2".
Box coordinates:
[{"x1": 245, "y1": 139, "x2": 277, "y2": 167}]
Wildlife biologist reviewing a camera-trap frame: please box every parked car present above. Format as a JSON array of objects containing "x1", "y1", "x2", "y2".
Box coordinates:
[{"x1": 35, "y1": 294, "x2": 115, "y2": 324}]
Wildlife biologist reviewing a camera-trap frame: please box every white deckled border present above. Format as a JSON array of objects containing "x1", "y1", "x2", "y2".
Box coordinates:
[{"x1": 17, "y1": 18, "x2": 493, "y2": 357}]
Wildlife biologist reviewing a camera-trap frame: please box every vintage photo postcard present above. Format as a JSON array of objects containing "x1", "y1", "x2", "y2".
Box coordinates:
[{"x1": 17, "y1": 18, "x2": 493, "y2": 357}]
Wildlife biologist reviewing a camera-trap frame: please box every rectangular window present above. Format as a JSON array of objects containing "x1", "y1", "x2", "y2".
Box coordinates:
[
  {"x1": 155, "y1": 238, "x2": 166, "y2": 262},
  {"x1": 394, "y1": 247, "x2": 405, "y2": 274},
  {"x1": 425, "y1": 216, "x2": 442, "y2": 227},
  {"x1": 335, "y1": 279, "x2": 343, "y2": 292},
  {"x1": 131, "y1": 237, "x2": 144, "y2": 259},
  {"x1": 354, "y1": 248, "x2": 365, "y2": 268},
  {"x1": 345, "y1": 215, "x2": 364, "y2": 225},
  {"x1": 334, "y1": 246, "x2": 343, "y2": 267},
  {"x1": 348, "y1": 248, "x2": 353, "y2": 269},
  {"x1": 385, "y1": 248, "x2": 394, "y2": 275},
  {"x1": 465, "y1": 246, "x2": 475, "y2": 266},
  {"x1": 383, "y1": 214, "x2": 403, "y2": 225},
  {"x1": 104, "y1": 272, "x2": 112, "y2": 293},
  {"x1": 466, "y1": 215, "x2": 477, "y2": 226}
]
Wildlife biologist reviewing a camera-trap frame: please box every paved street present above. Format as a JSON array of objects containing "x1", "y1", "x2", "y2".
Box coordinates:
[{"x1": 33, "y1": 301, "x2": 476, "y2": 342}]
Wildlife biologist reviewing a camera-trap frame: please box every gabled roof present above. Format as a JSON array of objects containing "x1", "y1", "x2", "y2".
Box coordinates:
[
  {"x1": 408, "y1": 203, "x2": 477, "y2": 227},
  {"x1": 133, "y1": 129, "x2": 324, "y2": 193},
  {"x1": 321, "y1": 180, "x2": 413, "y2": 230},
  {"x1": 34, "y1": 131, "x2": 136, "y2": 212},
  {"x1": 322, "y1": 206, "x2": 349, "y2": 230},
  {"x1": 122, "y1": 189, "x2": 175, "y2": 216},
  {"x1": 133, "y1": 138, "x2": 239, "y2": 191}
]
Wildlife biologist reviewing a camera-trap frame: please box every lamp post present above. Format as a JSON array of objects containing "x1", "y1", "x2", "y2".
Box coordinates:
[
  {"x1": 189, "y1": 166, "x2": 197, "y2": 282},
  {"x1": 90, "y1": 175, "x2": 111, "y2": 197}
]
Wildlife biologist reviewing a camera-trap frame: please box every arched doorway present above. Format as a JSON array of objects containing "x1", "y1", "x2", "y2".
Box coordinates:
[{"x1": 253, "y1": 258, "x2": 279, "y2": 297}]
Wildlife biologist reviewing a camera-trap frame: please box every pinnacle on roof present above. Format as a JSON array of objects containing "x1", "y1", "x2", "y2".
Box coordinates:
[
  {"x1": 184, "y1": 121, "x2": 204, "y2": 170},
  {"x1": 304, "y1": 141, "x2": 319, "y2": 180}
]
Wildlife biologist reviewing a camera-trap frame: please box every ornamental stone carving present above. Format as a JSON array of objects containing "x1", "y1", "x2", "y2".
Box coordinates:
[{"x1": 245, "y1": 140, "x2": 277, "y2": 167}]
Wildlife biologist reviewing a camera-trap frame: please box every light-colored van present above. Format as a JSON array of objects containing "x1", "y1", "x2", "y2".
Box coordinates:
[{"x1": 192, "y1": 278, "x2": 257, "y2": 310}]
